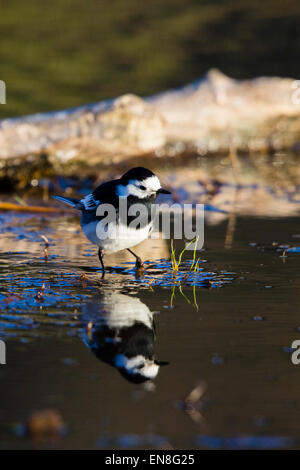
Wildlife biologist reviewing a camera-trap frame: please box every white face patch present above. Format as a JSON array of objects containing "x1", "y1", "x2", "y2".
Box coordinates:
[
  {"x1": 117, "y1": 175, "x2": 161, "y2": 199},
  {"x1": 115, "y1": 354, "x2": 159, "y2": 379}
]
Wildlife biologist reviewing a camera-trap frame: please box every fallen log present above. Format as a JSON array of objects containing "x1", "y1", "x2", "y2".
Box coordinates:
[{"x1": 0, "y1": 69, "x2": 299, "y2": 182}]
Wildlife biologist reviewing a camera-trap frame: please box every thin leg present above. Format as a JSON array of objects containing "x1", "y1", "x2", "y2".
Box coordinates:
[
  {"x1": 127, "y1": 248, "x2": 144, "y2": 268},
  {"x1": 98, "y1": 248, "x2": 105, "y2": 279}
]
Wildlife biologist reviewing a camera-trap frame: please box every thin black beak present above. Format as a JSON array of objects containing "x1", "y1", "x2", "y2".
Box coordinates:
[
  {"x1": 157, "y1": 188, "x2": 171, "y2": 195},
  {"x1": 154, "y1": 360, "x2": 170, "y2": 366}
]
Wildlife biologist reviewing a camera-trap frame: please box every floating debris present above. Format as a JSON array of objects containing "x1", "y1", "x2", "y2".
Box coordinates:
[
  {"x1": 181, "y1": 381, "x2": 207, "y2": 425},
  {"x1": 253, "y1": 316, "x2": 264, "y2": 321},
  {"x1": 20, "y1": 409, "x2": 66, "y2": 442},
  {"x1": 0, "y1": 202, "x2": 72, "y2": 214},
  {"x1": 211, "y1": 353, "x2": 224, "y2": 365}
]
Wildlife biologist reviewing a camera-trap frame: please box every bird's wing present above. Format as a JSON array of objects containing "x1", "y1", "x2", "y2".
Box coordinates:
[
  {"x1": 80, "y1": 193, "x2": 100, "y2": 211},
  {"x1": 93, "y1": 180, "x2": 120, "y2": 206},
  {"x1": 80, "y1": 179, "x2": 120, "y2": 212}
]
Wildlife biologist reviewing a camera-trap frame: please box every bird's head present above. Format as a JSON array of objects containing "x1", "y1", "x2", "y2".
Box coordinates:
[
  {"x1": 115, "y1": 353, "x2": 169, "y2": 383},
  {"x1": 117, "y1": 167, "x2": 171, "y2": 199}
]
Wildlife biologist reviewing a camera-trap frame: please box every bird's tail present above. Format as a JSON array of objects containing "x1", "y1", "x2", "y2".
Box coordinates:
[{"x1": 52, "y1": 195, "x2": 82, "y2": 209}]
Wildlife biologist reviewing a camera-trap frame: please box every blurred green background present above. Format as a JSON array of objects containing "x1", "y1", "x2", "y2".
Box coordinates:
[{"x1": 0, "y1": 0, "x2": 299, "y2": 118}]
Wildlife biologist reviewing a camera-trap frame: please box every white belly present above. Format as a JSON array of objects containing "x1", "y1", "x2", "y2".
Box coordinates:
[
  {"x1": 102, "y1": 293, "x2": 153, "y2": 329},
  {"x1": 82, "y1": 219, "x2": 153, "y2": 254}
]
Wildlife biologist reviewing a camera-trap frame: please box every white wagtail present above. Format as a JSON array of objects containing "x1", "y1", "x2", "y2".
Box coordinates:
[
  {"x1": 82, "y1": 292, "x2": 169, "y2": 383},
  {"x1": 52, "y1": 167, "x2": 171, "y2": 277}
]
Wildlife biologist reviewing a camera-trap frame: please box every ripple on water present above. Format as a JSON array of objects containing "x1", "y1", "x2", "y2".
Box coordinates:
[
  {"x1": 0, "y1": 257, "x2": 234, "y2": 341},
  {"x1": 0, "y1": 214, "x2": 235, "y2": 341}
]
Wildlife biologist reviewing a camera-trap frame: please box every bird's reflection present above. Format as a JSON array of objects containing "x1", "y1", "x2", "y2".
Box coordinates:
[{"x1": 81, "y1": 291, "x2": 168, "y2": 384}]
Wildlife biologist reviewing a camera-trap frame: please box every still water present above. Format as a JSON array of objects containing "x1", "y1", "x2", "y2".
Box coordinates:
[{"x1": 0, "y1": 213, "x2": 299, "y2": 449}]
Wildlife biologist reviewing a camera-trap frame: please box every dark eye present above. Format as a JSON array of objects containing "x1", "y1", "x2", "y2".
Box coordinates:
[{"x1": 139, "y1": 185, "x2": 146, "y2": 191}]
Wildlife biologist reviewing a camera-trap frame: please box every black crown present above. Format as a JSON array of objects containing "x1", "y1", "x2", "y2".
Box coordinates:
[{"x1": 120, "y1": 167, "x2": 155, "y2": 184}]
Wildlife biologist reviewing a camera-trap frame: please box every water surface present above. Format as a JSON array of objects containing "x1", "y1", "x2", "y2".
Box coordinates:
[{"x1": 0, "y1": 214, "x2": 299, "y2": 449}]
